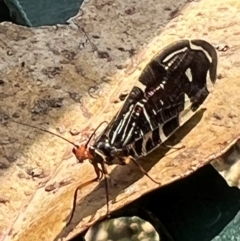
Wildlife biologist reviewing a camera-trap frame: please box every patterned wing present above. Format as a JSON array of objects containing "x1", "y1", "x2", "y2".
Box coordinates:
[{"x1": 96, "y1": 40, "x2": 217, "y2": 158}]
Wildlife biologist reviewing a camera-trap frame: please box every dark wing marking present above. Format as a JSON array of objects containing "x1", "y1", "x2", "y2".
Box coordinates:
[{"x1": 95, "y1": 40, "x2": 217, "y2": 158}]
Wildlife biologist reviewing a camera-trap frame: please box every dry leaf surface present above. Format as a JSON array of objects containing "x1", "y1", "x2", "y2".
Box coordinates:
[{"x1": 0, "y1": 0, "x2": 240, "y2": 240}]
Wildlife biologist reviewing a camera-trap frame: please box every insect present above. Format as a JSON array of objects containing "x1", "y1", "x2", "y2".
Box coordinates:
[{"x1": 12, "y1": 39, "x2": 217, "y2": 225}]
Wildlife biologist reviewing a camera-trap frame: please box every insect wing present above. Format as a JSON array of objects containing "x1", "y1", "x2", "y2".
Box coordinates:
[{"x1": 97, "y1": 40, "x2": 217, "y2": 157}]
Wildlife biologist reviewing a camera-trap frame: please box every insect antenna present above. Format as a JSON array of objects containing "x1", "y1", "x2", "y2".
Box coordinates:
[
  {"x1": 10, "y1": 120, "x2": 79, "y2": 147},
  {"x1": 85, "y1": 121, "x2": 108, "y2": 147},
  {"x1": 11, "y1": 119, "x2": 111, "y2": 225}
]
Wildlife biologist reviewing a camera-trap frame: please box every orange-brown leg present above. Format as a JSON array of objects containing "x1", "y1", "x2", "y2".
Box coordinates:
[
  {"x1": 124, "y1": 156, "x2": 162, "y2": 185},
  {"x1": 100, "y1": 162, "x2": 111, "y2": 217},
  {"x1": 160, "y1": 143, "x2": 185, "y2": 150},
  {"x1": 66, "y1": 177, "x2": 98, "y2": 226},
  {"x1": 66, "y1": 162, "x2": 104, "y2": 226},
  {"x1": 92, "y1": 161, "x2": 103, "y2": 181}
]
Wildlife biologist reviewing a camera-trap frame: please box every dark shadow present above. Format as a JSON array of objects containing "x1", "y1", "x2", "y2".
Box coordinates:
[
  {"x1": 71, "y1": 165, "x2": 240, "y2": 241},
  {"x1": 0, "y1": 1, "x2": 14, "y2": 23},
  {"x1": 141, "y1": 165, "x2": 240, "y2": 241},
  {"x1": 55, "y1": 108, "x2": 206, "y2": 239}
]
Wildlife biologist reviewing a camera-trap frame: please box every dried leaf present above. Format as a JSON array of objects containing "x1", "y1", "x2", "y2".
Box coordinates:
[{"x1": 2, "y1": 0, "x2": 240, "y2": 240}]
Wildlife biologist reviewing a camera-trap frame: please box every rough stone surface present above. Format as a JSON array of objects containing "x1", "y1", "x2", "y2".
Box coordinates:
[{"x1": 0, "y1": 0, "x2": 239, "y2": 241}]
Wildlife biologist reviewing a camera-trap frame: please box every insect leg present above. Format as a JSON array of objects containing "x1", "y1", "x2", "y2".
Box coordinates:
[
  {"x1": 100, "y1": 162, "x2": 111, "y2": 216},
  {"x1": 91, "y1": 161, "x2": 103, "y2": 181},
  {"x1": 124, "y1": 156, "x2": 162, "y2": 185},
  {"x1": 66, "y1": 176, "x2": 99, "y2": 226},
  {"x1": 66, "y1": 162, "x2": 104, "y2": 226},
  {"x1": 160, "y1": 143, "x2": 185, "y2": 150}
]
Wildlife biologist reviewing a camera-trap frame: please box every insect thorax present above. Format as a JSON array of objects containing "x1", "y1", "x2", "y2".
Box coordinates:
[{"x1": 92, "y1": 137, "x2": 128, "y2": 165}]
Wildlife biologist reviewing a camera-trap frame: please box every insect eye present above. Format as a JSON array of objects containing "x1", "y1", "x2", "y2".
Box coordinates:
[{"x1": 72, "y1": 148, "x2": 76, "y2": 154}]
